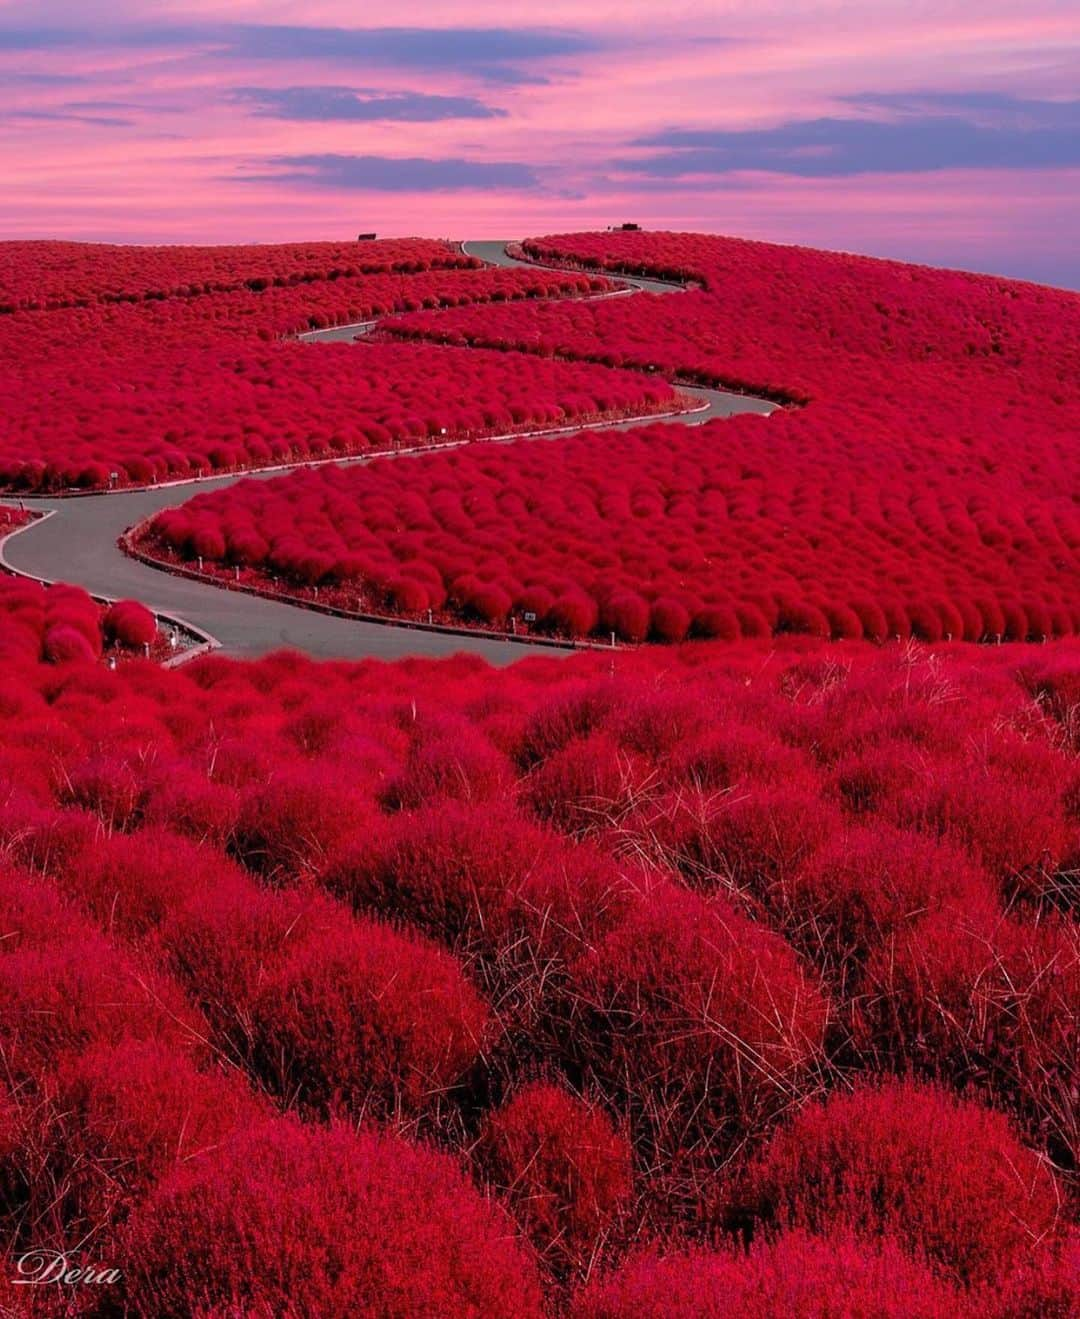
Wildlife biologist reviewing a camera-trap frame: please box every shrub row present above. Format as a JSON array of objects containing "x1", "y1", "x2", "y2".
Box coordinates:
[
  {"x1": 0, "y1": 236, "x2": 475, "y2": 312},
  {"x1": 2, "y1": 339, "x2": 674, "y2": 493},
  {"x1": 353, "y1": 229, "x2": 1080, "y2": 641},
  {"x1": 145, "y1": 414, "x2": 1080, "y2": 642}
]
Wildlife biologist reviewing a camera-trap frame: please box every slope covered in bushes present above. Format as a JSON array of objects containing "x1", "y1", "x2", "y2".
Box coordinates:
[
  {"x1": 330, "y1": 230, "x2": 1080, "y2": 642},
  {"x1": 2, "y1": 230, "x2": 1077, "y2": 1314},
  {"x1": 0, "y1": 240, "x2": 628, "y2": 491},
  {"x1": 3, "y1": 337, "x2": 677, "y2": 493},
  {"x1": 141, "y1": 403, "x2": 1080, "y2": 642},
  {"x1": 0, "y1": 236, "x2": 476, "y2": 312},
  {"x1": 0, "y1": 632, "x2": 1076, "y2": 1315}
]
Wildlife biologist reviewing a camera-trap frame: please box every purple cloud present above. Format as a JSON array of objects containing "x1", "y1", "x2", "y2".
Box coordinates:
[{"x1": 231, "y1": 87, "x2": 507, "y2": 122}]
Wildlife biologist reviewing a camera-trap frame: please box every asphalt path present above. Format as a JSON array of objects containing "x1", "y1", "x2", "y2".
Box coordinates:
[
  {"x1": 1, "y1": 241, "x2": 776, "y2": 663},
  {"x1": 462, "y1": 239, "x2": 690, "y2": 296}
]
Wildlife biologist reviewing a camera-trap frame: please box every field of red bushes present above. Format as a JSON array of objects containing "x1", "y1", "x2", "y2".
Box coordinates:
[
  {"x1": 1, "y1": 230, "x2": 1078, "y2": 1314},
  {"x1": 0, "y1": 239, "x2": 628, "y2": 492},
  {"x1": 142, "y1": 229, "x2": 1080, "y2": 643},
  {"x1": 2, "y1": 336, "x2": 677, "y2": 494},
  {"x1": 0, "y1": 236, "x2": 476, "y2": 312},
  {"x1": 143, "y1": 404, "x2": 1080, "y2": 643},
  {"x1": 0, "y1": 632, "x2": 1076, "y2": 1315}
]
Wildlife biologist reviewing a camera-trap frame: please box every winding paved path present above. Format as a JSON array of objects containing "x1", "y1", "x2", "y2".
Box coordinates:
[{"x1": 1, "y1": 241, "x2": 776, "y2": 663}]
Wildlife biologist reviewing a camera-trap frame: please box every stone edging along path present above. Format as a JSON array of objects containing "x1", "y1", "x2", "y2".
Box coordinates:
[{"x1": 0, "y1": 241, "x2": 779, "y2": 664}]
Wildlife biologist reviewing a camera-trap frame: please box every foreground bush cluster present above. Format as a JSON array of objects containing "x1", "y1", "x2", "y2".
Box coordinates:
[
  {"x1": 0, "y1": 576, "x2": 159, "y2": 665},
  {"x1": 0, "y1": 634, "x2": 1076, "y2": 1314},
  {"x1": 0, "y1": 241, "x2": 622, "y2": 491}
]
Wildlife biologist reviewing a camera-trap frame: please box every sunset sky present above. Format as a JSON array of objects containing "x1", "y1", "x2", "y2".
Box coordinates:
[{"x1": 3, "y1": 1, "x2": 1079, "y2": 287}]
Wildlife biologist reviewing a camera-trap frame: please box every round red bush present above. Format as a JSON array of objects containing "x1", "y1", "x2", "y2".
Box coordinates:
[
  {"x1": 232, "y1": 764, "x2": 378, "y2": 878},
  {"x1": 523, "y1": 732, "x2": 651, "y2": 835},
  {"x1": 863, "y1": 903, "x2": 1079, "y2": 1165},
  {"x1": 49, "y1": 1038, "x2": 267, "y2": 1225},
  {"x1": 550, "y1": 592, "x2": 600, "y2": 638},
  {"x1": 569, "y1": 1231, "x2": 972, "y2": 1319},
  {"x1": 784, "y1": 824, "x2": 998, "y2": 969},
  {"x1": 730, "y1": 1078, "x2": 1066, "y2": 1287},
  {"x1": 249, "y1": 912, "x2": 490, "y2": 1115},
  {"x1": 563, "y1": 879, "x2": 829, "y2": 1146},
  {"x1": 602, "y1": 590, "x2": 650, "y2": 643},
  {"x1": 378, "y1": 725, "x2": 510, "y2": 811},
  {"x1": 41, "y1": 624, "x2": 97, "y2": 664},
  {"x1": 650, "y1": 597, "x2": 691, "y2": 643},
  {"x1": 120, "y1": 1119, "x2": 544, "y2": 1317},
  {"x1": 103, "y1": 599, "x2": 157, "y2": 648},
  {"x1": 477, "y1": 1081, "x2": 632, "y2": 1272}
]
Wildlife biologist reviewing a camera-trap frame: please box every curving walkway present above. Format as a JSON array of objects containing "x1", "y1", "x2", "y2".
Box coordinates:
[{"x1": 0, "y1": 241, "x2": 777, "y2": 663}]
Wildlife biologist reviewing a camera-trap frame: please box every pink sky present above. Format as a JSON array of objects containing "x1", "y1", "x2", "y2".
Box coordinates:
[{"x1": 3, "y1": 1, "x2": 1080, "y2": 286}]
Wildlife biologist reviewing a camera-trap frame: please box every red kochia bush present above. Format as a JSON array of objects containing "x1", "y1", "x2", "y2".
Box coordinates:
[
  {"x1": 564, "y1": 879, "x2": 829, "y2": 1146},
  {"x1": 159, "y1": 878, "x2": 340, "y2": 1039},
  {"x1": 58, "y1": 753, "x2": 146, "y2": 829},
  {"x1": 141, "y1": 764, "x2": 241, "y2": 846},
  {"x1": 102, "y1": 599, "x2": 157, "y2": 648},
  {"x1": 608, "y1": 687, "x2": 705, "y2": 759},
  {"x1": 887, "y1": 759, "x2": 1071, "y2": 900},
  {"x1": 232, "y1": 764, "x2": 379, "y2": 878},
  {"x1": 569, "y1": 1231, "x2": 972, "y2": 1319},
  {"x1": 783, "y1": 824, "x2": 999, "y2": 971},
  {"x1": 41, "y1": 624, "x2": 97, "y2": 664},
  {"x1": 0, "y1": 867, "x2": 205, "y2": 1076},
  {"x1": 49, "y1": 1038, "x2": 266, "y2": 1226},
  {"x1": 523, "y1": 732, "x2": 652, "y2": 835},
  {"x1": 515, "y1": 680, "x2": 639, "y2": 767},
  {"x1": 378, "y1": 722, "x2": 510, "y2": 810},
  {"x1": 54, "y1": 824, "x2": 245, "y2": 939},
  {"x1": 120, "y1": 1119, "x2": 544, "y2": 1318},
  {"x1": 864, "y1": 904, "x2": 1079, "y2": 1165},
  {"x1": 731, "y1": 1079, "x2": 1065, "y2": 1287},
  {"x1": 685, "y1": 781, "x2": 843, "y2": 895},
  {"x1": 674, "y1": 721, "x2": 808, "y2": 790},
  {"x1": 477, "y1": 1081, "x2": 633, "y2": 1272},
  {"x1": 323, "y1": 801, "x2": 631, "y2": 965},
  {"x1": 250, "y1": 912, "x2": 490, "y2": 1115}
]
